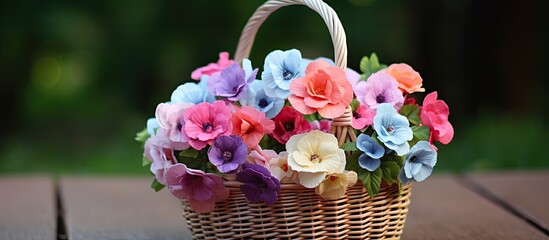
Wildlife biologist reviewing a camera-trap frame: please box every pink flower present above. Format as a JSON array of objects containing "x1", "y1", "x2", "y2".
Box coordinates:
[
  {"x1": 155, "y1": 102, "x2": 193, "y2": 149},
  {"x1": 270, "y1": 106, "x2": 312, "y2": 144},
  {"x1": 182, "y1": 101, "x2": 233, "y2": 150},
  {"x1": 231, "y1": 106, "x2": 275, "y2": 148},
  {"x1": 381, "y1": 63, "x2": 425, "y2": 94},
  {"x1": 351, "y1": 105, "x2": 375, "y2": 129},
  {"x1": 165, "y1": 164, "x2": 230, "y2": 213},
  {"x1": 310, "y1": 119, "x2": 331, "y2": 133},
  {"x1": 288, "y1": 60, "x2": 353, "y2": 119},
  {"x1": 144, "y1": 130, "x2": 179, "y2": 184},
  {"x1": 191, "y1": 52, "x2": 234, "y2": 80},
  {"x1": 420, "y1": 91, "x2": 454, "y2": 144},
  {"x1": 354, "y1": 72, "x2": 404, "y2": 110},
  {"x1": 246, "y1": 146, "x2": 279, "y2": 168}
]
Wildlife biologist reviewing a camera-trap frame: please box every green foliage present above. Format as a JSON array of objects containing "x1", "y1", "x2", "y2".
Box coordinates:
[
  {"x1": 142, "y1": 155, "x2": 151, "y2": 167},
  {"x1": 400, "y1": 104, "x2": 421, "y2": 125},
  {"x1": 359, "y1": 53, "x2": 387, "y2": 80},
  {"x1": 358, "y1": 168, "x2": 382, "y2": 198},
  {"x1": 177, "y1": 148, "x2": 208, "y2": 171},
  {"x1": 151, "y1": 178, "x2": 165, "y2": 192},
  {"x1": 341, "y1": 142, "x2": 358, "y2": 151},
  {"x1": 179, "y1": 148, "x2": 199, "y2": 158},
  {"x1": 350, "y1": 99, "x2": 360, "y2": 111},
  {"x1": 345, "y1": 151, "x2": 362, "y2": 173},
  {"x1": 380, "y1": 160, "x2": 400, "y2": 185},
  {"x1": 135, "y1": 128, "x2": 150, "y2": 143},
  {"x1": 410, "y1": 125, "x2": 430, "y2": 147}
]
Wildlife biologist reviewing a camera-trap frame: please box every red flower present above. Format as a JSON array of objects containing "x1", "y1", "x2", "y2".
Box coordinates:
[
  {"x1": 271, "y1": 106, "x2": 312, "y2": 144},
  {"x1": 420, "y1": 91, "x2": 454, "y2": 144}
]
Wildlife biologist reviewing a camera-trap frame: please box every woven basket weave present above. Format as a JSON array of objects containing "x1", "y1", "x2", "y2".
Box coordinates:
[{"x1": 181, "y1": 0, "x2": 412, "y2": 239}]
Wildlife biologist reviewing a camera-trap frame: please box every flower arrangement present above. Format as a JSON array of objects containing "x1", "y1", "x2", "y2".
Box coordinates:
[{"x1": 136, "y1": 50, "x2": 454, "y2": 213}]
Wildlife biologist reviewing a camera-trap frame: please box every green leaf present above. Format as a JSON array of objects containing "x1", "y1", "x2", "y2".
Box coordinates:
[
  {"x1": 151, "y1": 178, "x2": 165, "y2": 192},
  {"x1": 359, "y1": 168, "x2": 382, "y2": 198},
  {"x1": 142, "y1": 155, "x2": 151, "y2": 167},
  {"x1": 350, "y1": 99, "x2": 360, "y2": 111},
  {"x1": 135, "y1": 128, "x2": 150, "y2": 143},
  {"x1": 341, "y1": 142, "x2": 358, "y2": 151},
  {"x1": 359, "y1": 56, "x2": 370, "y2": 73},
  {"x1": 383, "y1": 152, "x2": 405, "y2": 166},
  {"x1": 399, "y1": 104, "x2": 421, "y2": 125},
  {"x1": 179, "y1": 148, "x2": 199, "y2": 158},
  {"x1": 345, "y1": 151, "x2": 362, "y2": 172},
  {"x1": 411, "y1": 125, "x2": 430, "y2": 141},
  {"x1": 380, "y1": 161, "x2": 400, "y2": 184},
  {"x1": 370, "y1": 53, "x2": 381, "y2": 70}
]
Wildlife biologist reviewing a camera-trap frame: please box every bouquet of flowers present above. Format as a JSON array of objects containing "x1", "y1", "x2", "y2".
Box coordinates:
[{"x1": 135, "y1": 50, "x2": 454, "y2": 213}]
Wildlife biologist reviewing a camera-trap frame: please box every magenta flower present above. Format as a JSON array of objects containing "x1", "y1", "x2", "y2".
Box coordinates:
[
  {"x1": 182, "y1": 101, "x2": 233, "y2": 150},
  {"x1": 236, "y1": 163, "x2": 281, "y2": 204},
  {"x1": 155, "y1": 102, "x2": 193, "y2": 149},
  {"x1": 191, "y1": 52, "x2": 234, "y2": 80},
  {"x1": 310, "y1": 119, "x2": 331, "y2": 133},
  {"x1": 354, "y1": 72, "x2": 404, "y2": 110},
  {"x1": 207, "y1": 135, "x2": 247, "y2": 173},
  {"x1": 144, "y1": 130, "x2": 179, "y2": 184},
  {"x1": 351, "y1": 105, "x2": 375, "y2": 130},
  {"x1": 165, "y1": 163, "x2": 230, "y2": 213},
  {"x1": 207, "y1": 59, "x2": 257, "y2": 101}
]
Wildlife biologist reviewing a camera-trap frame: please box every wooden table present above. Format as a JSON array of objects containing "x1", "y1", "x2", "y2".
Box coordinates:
[{"x1": 1, "y1": 171, "x2": 548, "y2": 239}]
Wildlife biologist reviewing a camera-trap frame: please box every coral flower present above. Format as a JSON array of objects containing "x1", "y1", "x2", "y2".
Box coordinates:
[
  {"x1": 315, "y1": 170, "x2": 357, "y2": 199},
  {"x1": 381, "y1": 63, "x2": 425, "y2": 94},
  {"x1": 286, "y1": 130, "x2": 346, "y2": 188},
  {"x1": 351, "y1": 105, "x2": 375, "y2": 130},
  {"x1": 288, "y1": 60, "x2": 353, "y2": 119},
  {"x1": 165, "y1": 163, "x2": 230, "y2": 213},
  {"x1": 231, "y1": 106, "x2": 275, "y2": 148},
  {"x1": 420, "y1": 91, "x2": 454, "y2": 144},
  {"x1": 270, "y1": 106, "x2": 312, "y2": 144},
  {"x1": 191, "y1": 52, "x2": 234, "y2": 80},
  {"x1": 182, "y1": 101, "x2": 233, "y2": 150},
  {"x1": 354, "y1": 72, "x2": 404, "y2": 110}
]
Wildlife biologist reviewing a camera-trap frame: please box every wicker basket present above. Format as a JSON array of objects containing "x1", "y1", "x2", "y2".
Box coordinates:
[{"x1": 181, "y1": 0, "x2": 412, "y2": 239}]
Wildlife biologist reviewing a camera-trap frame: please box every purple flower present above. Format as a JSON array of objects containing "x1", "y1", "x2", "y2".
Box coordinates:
[
  {"x1": 207, "y1": 59, "x2": 257, "y2": 101},
  {"x1": 236, "y1": 163, "x2": 281, "y2": 204},
  {"x1": 165, "y1": 163, "x2": 230, "y2": 213},
  {"x1": 207, "y1": 135, "x2": 247, "y2": 173},
  {"x1": 354, "y1": 72, "x2": 404, "y2": 110}
]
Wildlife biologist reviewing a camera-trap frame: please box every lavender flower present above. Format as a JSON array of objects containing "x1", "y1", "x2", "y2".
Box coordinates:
[
  {"x1": 207, "y1": 135, "x2": 247, "y2": 173},
  {"x1": 354, "y1": 72, "x2": 404, "y2": 110},
  {"x1": 236, "y1": 163, "x2": 281, "y2": 204},
  {"x1": 207, "y1": 59, "x2": 257, "y2": 101}
]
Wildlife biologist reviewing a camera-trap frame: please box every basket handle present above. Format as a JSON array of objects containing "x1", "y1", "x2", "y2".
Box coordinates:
[{"x1": 234, "y1": 0, "x2": 348, "y2": 69}]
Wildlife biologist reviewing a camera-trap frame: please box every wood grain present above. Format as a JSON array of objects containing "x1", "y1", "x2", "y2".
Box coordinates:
[
  {"x1": 402, "y1": 175, "x2": 547, "y2": 240},
  {"x1": 0, "y1": 175, "x2": 56, "y2": 240},
  {"x1": 470, "y1": 171, "x2": 549, "y2": 229},
  {"x1": 60, "y1": 177, "x2": 192, "y2": 240}
]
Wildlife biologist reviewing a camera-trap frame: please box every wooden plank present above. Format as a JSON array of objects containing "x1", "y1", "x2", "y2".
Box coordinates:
[
  {"x1": 60, "y1": 177, "x2": 192, "y2": 240},
  {"x1": 402, "y1": 175, "x2": 547, "y2": 239},
  {"x1": 470, "y1": 171, "x2": 549, "y2": 229},
  {"x1": 0, "y1": 175, "x2": 56, "y2": 240}
]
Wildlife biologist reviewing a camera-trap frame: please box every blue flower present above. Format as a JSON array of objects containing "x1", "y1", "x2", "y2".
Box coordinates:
[
  {"x1": 171, "y1": 75, "x2": 216, "y2": 104},
  {"x1": 146, "y1": 118, "x2": 159, "y2": 136},
  {"x1": 262, "y1": 49, "x2": 304, "y2": 99},
  {"x1": 356, "y1": 134, "x2": 385, "y2": 171},
  {"x1": 399, "y1": 141, "x2": 437, "y2": 184},
  {"x1": 373, "y1": 103, "x2": 413, "y2": 156},
  {"x1": 240, "y1": 80, "x2": 285, "y2": 119}
]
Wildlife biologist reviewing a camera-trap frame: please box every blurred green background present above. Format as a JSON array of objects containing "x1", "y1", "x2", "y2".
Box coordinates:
[{"x1": 1, "y1": 0, "x2": 548, "y2": 175}]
